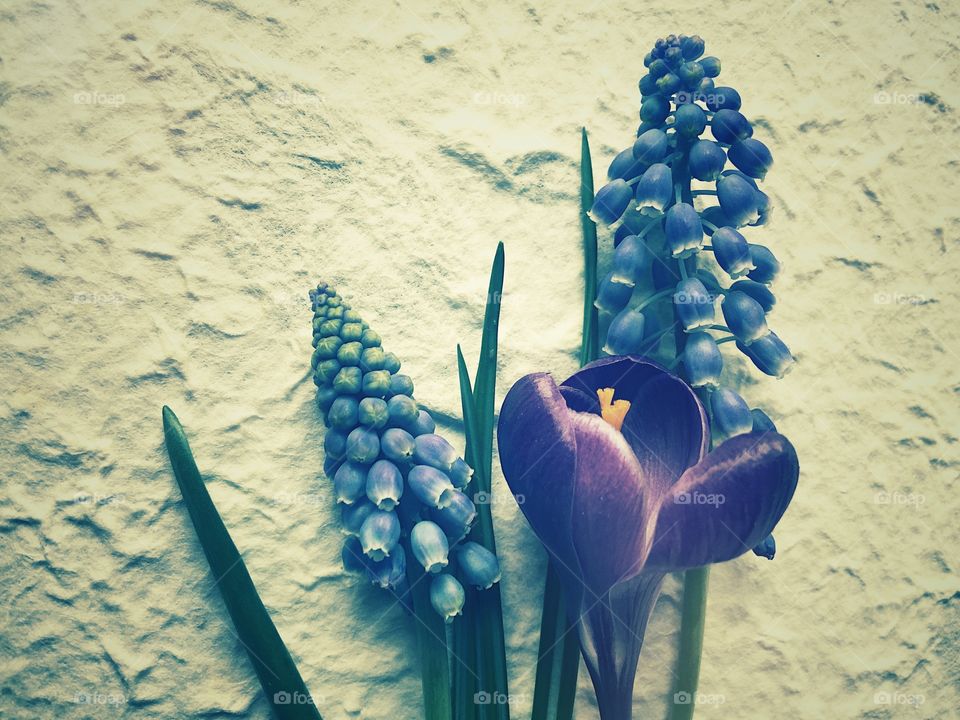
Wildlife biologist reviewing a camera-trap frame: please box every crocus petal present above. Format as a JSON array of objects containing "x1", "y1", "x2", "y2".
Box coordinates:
[
  {"x1": 576, "y1": 571, "x2": 666, "y2": 720},
  {"x1": 619, "y1": 373, "x2": 709, "y2": 495},
  {"x1": 646, "y1": 432, "x2": 799, "y2": 570},
  {"x1": 562, "y1": 355, "x2": 665, "y2": 409},
  {"x1": 559, "y1": 385, "x2": 600, "y2": 414},
  {"x1": 497, "y1": 373, "x2": 580, "y2": 575},
  {"x1": 568, "y1": 411, "x2": 656, "y2": 594}
]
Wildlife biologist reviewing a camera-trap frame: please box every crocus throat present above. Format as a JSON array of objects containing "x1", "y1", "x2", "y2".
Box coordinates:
[{"x1": 596, "y1": 388, "x2": 630, "y2": 432}]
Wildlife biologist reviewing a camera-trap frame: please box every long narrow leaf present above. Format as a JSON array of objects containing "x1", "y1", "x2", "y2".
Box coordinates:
[
  {"x1": 162, "y1": 406, "x2": 323, "y2": 720},
  {"x1": 454, "y1": 345, "x2": 484, "y2": 720},
  {"x1": 579, "y1": 128, "x2": 599, "y2": 366},
  {"x1": 460, "y1": 243, "x2": 510, "y2": 720},
  {"x1": 473, "y1": 240, "x2": 505, "y2": 487}
]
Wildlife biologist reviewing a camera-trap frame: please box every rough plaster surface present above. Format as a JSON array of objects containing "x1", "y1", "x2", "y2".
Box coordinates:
[{"x1": 0, "y1": 1, "x2": 957, "y2": 718}]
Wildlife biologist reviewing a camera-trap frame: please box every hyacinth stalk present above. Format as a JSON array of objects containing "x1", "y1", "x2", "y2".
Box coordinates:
[
  {"x1": 586, "y1": 33, "x2": 797, "y2": 718},
  {"x1": 308, "y1": 281, "x2": 502, "y2": 720}
]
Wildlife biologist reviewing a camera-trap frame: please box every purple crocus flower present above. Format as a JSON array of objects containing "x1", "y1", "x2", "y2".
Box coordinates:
[{"x1": 497, "y1": 355, "x2": 798, "y2": 719}]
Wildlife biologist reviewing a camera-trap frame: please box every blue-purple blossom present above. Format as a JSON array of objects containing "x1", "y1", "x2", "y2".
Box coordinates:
[
  {"x1": 341, "y1": 500, "x2": 376, "y2": 536},
  {"x1": 717, "y1": 173, "x2": 761, "y2": 226},
  {"x1": 334, "y1": 461, "x2": 368, "y2": 504},
  {"x1": 664, "y1": 202, "x2": 704, "y2": 258},
  {"x1": 688, "y1": 139, "x2": 726, "y2": 181},
  {"x1": 611, "y1": 235, "x2": 651, "y2": 285},
  {"x1": 705, "y1": 85, "x2": 741, "y2": 112},
  {"x1": 737, "y1": 331, "x2": 795, "y2": 377},
  {"x1": 682, "y1": 332, "x2": 723, "y2": 388},
  {"x1": 674, "y1": 103, "x2": 707, "y2": 138},
  {"x1": 430, "y1": 574, "x2": 465, "y2": 622},
  {"x1": 410, "y1": 520, "x2": 449, "y2": 573},
  {"x1": 748, "y1": 244, "x2": 781, "y2": 284},
  {"x1": 407, "y1": 465, "x2": 456, "y2": 508},
  {"x1": 674, "y1": 278, "x2": 715, "y2": 331},
  {"x1": 721, "y1": 291, "x2": 769, "y2": 344},
  {"x1": 711, "y1": 108, "x2": 752, "y2": 144},
  {"x1": 414, "y1": 433, "x2": 459, "y2": 473},
  {"x1": 456, "y1": 542, "x2": 502, "y2": 589},
  {"x1": 604, "y1": 308, "x2": 647, "y2": 356},
  {"x1": 711, "y1": 226, "x2": 754, "y2": 278},
  {"x1": 366, "y1": 459, "x2": 404, "y2": 510},
  {"x1": 640, "y1": 95, "x2": 671, "y2": 124},
  {"x1": 608, "y1": 147, "x2": 647, "y2": 181},
  {"x1": 380, "y1": 427, "x2": 416, "y2": 463},
  {"x1": 595, "y1": 272, "x2": 635, "y2": 314},
  {"x1": 700, "y1": 55, "x2": 720, "y2": 77},
  {"x1": 728, "y1": 138, "x2": 773, "y2": 179},
  {"x1": 591, "y1": 179, "x2": 634, "y2": 225},
  {"x1": 359, "y1": 510, "x2": 401, "y2": 561},
  {"x1": 429, "y1": 489, "x2": 477, "y2": 541},
  {"x1": 310, "y1": 282, "x2": 496, "y2": 617},
  {"x1": 730, "y1": 278, "x2": 776, "y2": 312},
  {"x1": 634, "y1": 163, "x2": 673, "y2": 215},
  {"x1": 632, "y1": 128, "x2": 669, "y2": 165},
  {"x1": 345, "y1": 426, "x2": 380, "y2": 464},
  {"x1": 710, "y1": 387, "x2": 753, "y2": 438},
  {"x1": 497, "y1": 356, "x2": 799, "y2": 720}
]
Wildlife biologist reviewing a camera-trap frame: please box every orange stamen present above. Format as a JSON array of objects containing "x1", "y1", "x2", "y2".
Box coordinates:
[{"x1": 597, "y1": 387, "x2": 631, "y2": 432}]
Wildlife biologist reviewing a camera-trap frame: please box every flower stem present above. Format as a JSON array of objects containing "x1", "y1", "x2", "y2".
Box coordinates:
[
  {"x1": 667, "y1": 150, "x2": 713, "y2": 720},
  {"x1": 668, "y1": 567, "x2": 710, "y2": 720}
]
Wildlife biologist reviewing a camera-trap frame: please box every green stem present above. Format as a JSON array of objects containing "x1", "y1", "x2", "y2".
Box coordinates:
[
  {"x1": 668, "y1": 567, "x2": 710, "y2": 720},
  {"x1": 407, "y1": 561, "x2": 454, "y2": 720},
  {"x1": 668, "y1": 150, "x2": 714, "y2": 720},
  {"x1": 634, "y1": 287, "x2": 675, "y2": 314}
]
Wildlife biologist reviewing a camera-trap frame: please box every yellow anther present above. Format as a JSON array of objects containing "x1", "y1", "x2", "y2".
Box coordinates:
[{"x1": 597, "y1": 387, "x2": 631, "y2": 432}]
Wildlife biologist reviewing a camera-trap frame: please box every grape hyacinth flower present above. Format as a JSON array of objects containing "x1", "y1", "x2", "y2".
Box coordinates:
[
  {"x1": 498, "y1": 356, "x2": 799, "y2": 720},
  {"x1": 588, "y1": 33, "x2": 795, "y2": 483},
  {"x1": 309, "y1": 282, "x2": 500, "y2": 617}
]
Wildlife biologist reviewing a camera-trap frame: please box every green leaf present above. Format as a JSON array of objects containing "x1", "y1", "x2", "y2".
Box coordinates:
[
  {"x1": 457, "y1": 241, "x2": 510, "y2": 720},
  {"x1": 161, "y1": 406, "x2": 323, "y2": 720},
  {"x1": 579, "y1": 127, "x2": 599, "y2": 367}
]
